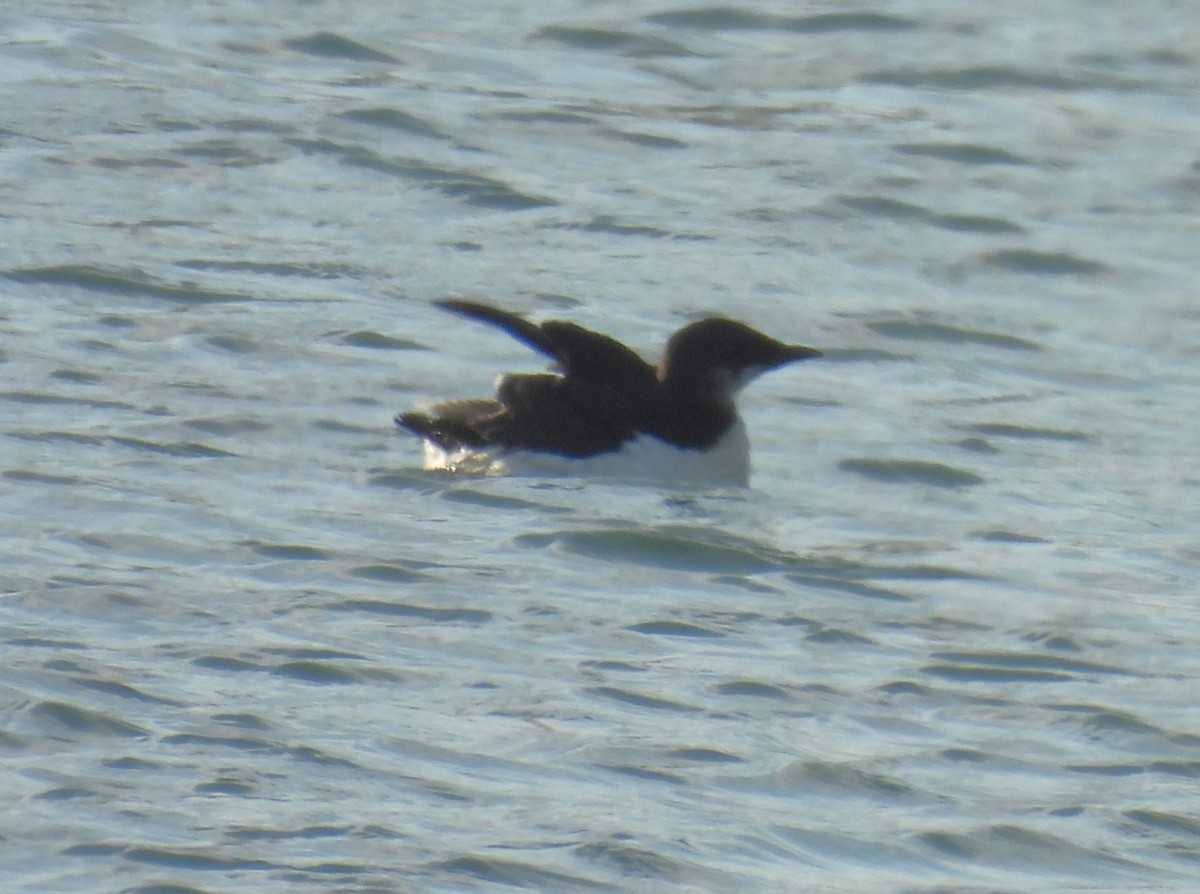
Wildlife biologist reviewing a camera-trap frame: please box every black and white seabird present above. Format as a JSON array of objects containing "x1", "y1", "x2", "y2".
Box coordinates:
[{"x1": 396, "y1": 300, "x2": 821, "y2": 485}]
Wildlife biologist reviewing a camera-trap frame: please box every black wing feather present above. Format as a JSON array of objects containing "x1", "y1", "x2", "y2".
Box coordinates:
[{"x1": 400, "y1": 301, "x2": 657, "y2": 458}]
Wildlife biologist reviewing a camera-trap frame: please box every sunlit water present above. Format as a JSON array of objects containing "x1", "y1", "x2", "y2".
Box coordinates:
[{"x1": 3, "y1": 2, "x2": 1200, "y2": 892}]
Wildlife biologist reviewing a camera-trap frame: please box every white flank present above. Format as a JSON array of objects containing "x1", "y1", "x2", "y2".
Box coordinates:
[{"x1": 420, "y1": 418, "x2": 752, "y2": 487}]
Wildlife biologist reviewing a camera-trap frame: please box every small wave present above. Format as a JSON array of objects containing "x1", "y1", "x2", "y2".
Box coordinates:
[
  {"x1": 646, "y1": 9, "x2": 918, "y2": 34},
  {"x1": 435, "y1": 854, "x2": 608, "y2": 891},
  {"x1": 838, "y1": 458, "x2": 985, "y2": 488},
  {"x1": 968, "y1": 422, "x2": 1091, "y2": 442},
  {"x1": 586, "y1": 685, "x2": 703, "y2": 713},
  {"x1": 5, "y1": 264, "x2": 249, "y2": 304},
  {"x1": 981, "y1": 248, "x2": 1109, "y2": 275},
  {"x1": 532, "y1": 25, "x2": 694, "y2": 58},
  {"x1": 865, "y1": 319, "x2": 1041, "y2": 351},
  {"x1": 337, "y1": 330, "x2": 429, "y2": 351},
  {"x1": 711, "y1": 679, "x2": 791, "y2": 699},
  {"x1": 627, "y1": 619, "x2": 725, "y2": 638},
  {"x1": 286, "y1": 139, "x2": 557, "y2": 210},
  {"x1": 283, "y1": 32, "x2": 400, "y2": 64},
  {"x1": 329, "y1": 600, "x2": 492, "y2": 624},
  {"x1": 895, "y1": 142, "x2": 1030, "y2": 165}
]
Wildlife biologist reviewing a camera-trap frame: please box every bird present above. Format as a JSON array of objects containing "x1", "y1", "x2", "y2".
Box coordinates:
[{"x1": 396, "y1": 300, "x2": 821, "y2": 486}]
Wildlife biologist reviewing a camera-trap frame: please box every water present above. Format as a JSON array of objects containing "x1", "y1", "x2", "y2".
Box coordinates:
[{"x1": 2, "y1": 1, "x2": 1199, "y2": 891}]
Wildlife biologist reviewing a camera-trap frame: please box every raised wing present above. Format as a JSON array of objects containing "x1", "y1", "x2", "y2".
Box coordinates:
[
  {"x1": 435, "y1": 300, "x2": 656, "y2": 394},
  {"x1": 400, "y1": 301, "x2": 662, "y2": 457}
]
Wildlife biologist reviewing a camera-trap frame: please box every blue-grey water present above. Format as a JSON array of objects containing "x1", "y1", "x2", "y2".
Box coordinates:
[{"x1": 3, "y1": 2, "x2": 1199, "y2": 892}]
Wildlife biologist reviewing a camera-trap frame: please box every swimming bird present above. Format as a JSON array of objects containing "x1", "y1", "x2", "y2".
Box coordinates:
[{"x1": 396, "y1": 300, "x2": 821, "y2": 485}]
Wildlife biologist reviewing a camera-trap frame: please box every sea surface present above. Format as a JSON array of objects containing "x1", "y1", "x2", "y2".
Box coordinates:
[{"x1": 3, "y1": 2, "x2": 1200, "y2": 892}]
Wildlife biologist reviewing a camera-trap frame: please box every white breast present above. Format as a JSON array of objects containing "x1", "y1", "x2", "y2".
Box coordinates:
[{"x1": 419, "y1": 418, "x2": 751, "y2": 487}]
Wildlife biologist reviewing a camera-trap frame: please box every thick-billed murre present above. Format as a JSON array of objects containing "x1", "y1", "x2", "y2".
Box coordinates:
[{"x1": 396, "y1": 300, "x2": 821, "y2": 485}]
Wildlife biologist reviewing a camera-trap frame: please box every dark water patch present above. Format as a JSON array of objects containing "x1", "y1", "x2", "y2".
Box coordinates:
[
  {"x1": 790, "y1": 574, "x2": 914, "y2": 602},
  {"x1": 928, "y1": 213, "x2": 1025, "y2": 234},
  {"x1": 122, "y1": 884, "x2": 213, "y2": 894},
  {"x1": 777, "y1": 760, "x2": 915, "y2": 798},
  {"x1": 647, "y1": 9, "x2": 917, "y2": 33},
  {"x1": 193, "y1": 654, "x2": 261, "y2": 672},
  {"x1": 310, "y1": 418, "x2": 381, "y2": 435},
  {"x1": 923, "y1": 664, "x2": 1070, "y2": 683},
  {"x1": 1123, "y1": 809, "x2": 1200, "y2": 839},
  {"x1": 329, "y1": 600, "x2": 492, "y2": 624},
  {"x1": 968, "y1": 422, "x2": 1091, "y2": 442},
  {"x1": 1, "y1": 390, "x2": 134, "y2": 410},
  {"x1": 271, "y1": 661, "x2": 370, "y2": 685},
  {"x1": 576, "y1": 836, "x2": 695, "y2": 882},
  {"x1": 982, "y1": 248, "x2": 1108, "y2": 275},
  {"x1": 32, "y1": 701, "x2": 147, "y2": 738},
  {"x1": 1023, "y1": 632, "x2": 1083, "y2": 652},
  {"x1": 608, "y1": 130, "x2": 689, "y2": 149},
  {"x1": 337, "y1": 329, "x2": 428, "y2": 350},
  {"x1": 184, "y1": 416, "x2": 272, "y2": 436},
  {"x1": 366, "y1": 469, "x2": 446, "y2": 492},
  {"x1": 348, "y1": 563, "x2": 428, "y2": 583},
  {"x1": 288, "y1": 140, "x2": 557, "y2": 209},
  {"x1": 839, "y1": 457, "x2": 985, "y2": 488},
  {"x1": 227, "y1": 823, "x2": 360, "y2": 841},
  {"x1": 174, "y1": 138, "x2": 274, "y2": 167},
  {"x1": 863, "y1": 65, "x2": 1088, "y2": 91},
  {"x1": 878, "y1": 679, "x2": 932, "y2": 696},
  {"x1": 933, "y1": 650, "x2": 1131, "y2": 677},
  {"x1": 35, "y1": 785, "x2": 99, "y2": 801},
  {"x1": 4, "y1": 469, "x2": 82, "y2": 486},
  {"x1": 1049, "y1": 704, "x2": 1163, "y2": 739},
  {"x1": 601, "y1": 764, "x2": 686, "y2": 785},
  {"x1": 177, "y1": 258, "x2": 360, "y2": 279},
  {"x1": 93, "y1": 156, "x2": 187, "y2": 171},
  {"x1": 205, "y1": 334, "x2": 258, "y2": 354},
  {"x1": 62, "y1": 842, "x2": 125, "y2": 857},
  {"x1": 5, "y1": 264, "x2": 249, "y2": 303},
  {"x1": 213, "y1": 712, "x2": 273, "y2": 731},
  {"x1": 264, "y1": 646, "x2": 366, "y2": 661},
  {"x1": 437, "y1": 855, "x2": 607, "y2": 891},
  {"x1": 194, "y1": 778, "x2": 255, "y2": 796},
  {"x1": 953, "y1": 436, "x2": 1000, "y2": 454},
  {"x1": 103, "y1": 756, "x2": 162, "y2": 771},
  {"x1": 819, "y1": 347, "x2": 909, "y2": 363},
  {"x1": 496, "y1": 108, "x2": 597, "y2": 126},
  {"x1": 805, "y1": 626, "x2": 875, "y2": 645},
  {"x1": 163, "y1": 732, "x2": 274, "y2": 751},
  {"x1": 711, "y1": 574, "x2": 781, "y2": 594},
  {"x1": 895, "y1": 142, "x2": 1030, "y2": 165},
  {"x1": 7, "y1": 636, "x2": 88, "y2": 650},
  {"x1": 51, "y1": 368, "x2": 102, "y2": 384},
  {"x1": 339, "y1": 107, "x2": 450, "y2": 139},
  {"x1": 580, "y1": 658, "x2": 647, "y2": 673},
  {"x1": 246, "y1": 541, "x2": 331, "y2": 561},
  {"x1": 70, "y1": 677, "x2": 184, "y2": 706},
  {"x1": 669, "y1": 747, "x2": 743, "y2": 763},
  {"x1": 837, "y1": 194, "x2": 928, "y2": 219},
  {"x1": 587, "y1": 686, "x2": 702, "y2": 713},
  {"x1": 865, "y1": 319, "x2": 1041, "y2": 351},
  {"x1": 532, "y1": 25, "x2": 694, "y2": 58},
  {"x1": 917, "y1": 823, "x2": 1149, "y2": 875},
  {"x1": 973, "y1": 529, "x2": 1050, "y2": 544},
  {"x1": 627, "y1": 620, "x2": 724, "y2": 638},
  {"x1": 284, "y1": 32, "x2": 401, "y2": 63},
  {"x1": 515, "y1": 525, "x2": 788, "y2": 574},
  {"x1": 108, "y1": 436, "x2": 238, "y2": 458},
  {"x1": 123, "y1": 846, "x2": 278, "y2": 872},
  {"x1": 441, "y1": 486, "x2": 568, "y2": 511},
  {"x1": 713, "y1": 680, "x2": 791, "y2": 699},
  {"x1": 549, "y1": 215, "x2": 680, "y2": 239}
]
